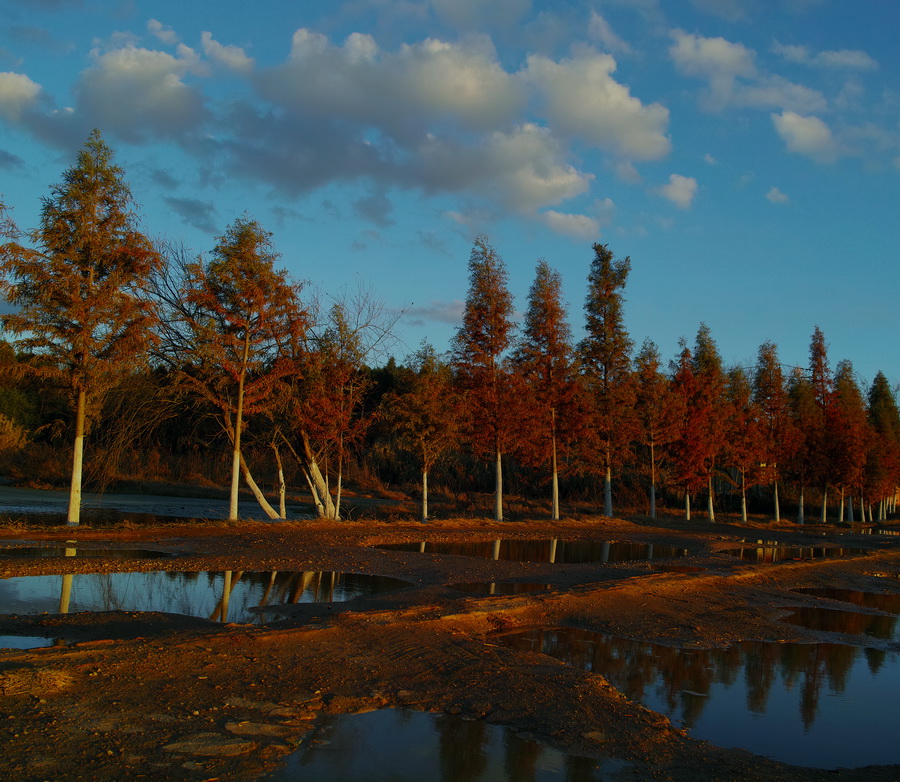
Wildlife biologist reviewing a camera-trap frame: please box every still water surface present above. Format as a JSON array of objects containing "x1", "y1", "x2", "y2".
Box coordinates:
[
  {"x1": 497, "y1": 627, "x2": 900, "y2": 769},
  {"x1": 381, "y1": 539, "x2": 688, "y2": 563},
  {"x1": 722, "y1": 544, "x2": 868, "y2": 562},
  {"x1": 0, "y1": 570, "x2": 409, "y2": 625},
  {"x1": 265, "y1": 709, "x2": 627, "y2": 782}
]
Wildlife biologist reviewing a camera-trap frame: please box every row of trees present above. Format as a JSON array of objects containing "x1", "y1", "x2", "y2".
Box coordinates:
[{"x1": 1, "y1": 132, "x2": 898, "y2": 526}]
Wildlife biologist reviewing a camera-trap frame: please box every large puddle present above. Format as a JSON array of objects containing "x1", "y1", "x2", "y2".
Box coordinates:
[
  {"x1": 0, "y1": 570, "x2": 410, "y2": 626},
  {"x1": 721, "y1": 543, "x2": 868, "y2": 562},
  {"x1": 380, "y1": 539, "x2": 688, "y2": 563},
  {"x1": 264, "y1": 708, "x2": 627, "y2": 781},
  {"x1": 496, "y1": 627, "x2": 900, "y2": 769},
  {"x1": 0, "y1": 546, "x2": 170, "y2": 559},
  {"x1": 783, "y1": 589, "x2": 900, "y2": 641}
]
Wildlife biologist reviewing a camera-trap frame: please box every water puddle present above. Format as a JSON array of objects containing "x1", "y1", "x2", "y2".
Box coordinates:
[
  {"x1": 781, "y1": 606, "x2": 899, "y2": 641},
  {"x1": 381, "y1": 539, "x2": 688, "y2": 563},
  {"x1": 0, "y1": 636, "x2": 56, "y2": 650},
  {"x1": 264, "y1": 708, "x2": 627, "y2": 781},
  {"x1": 793, "y1": 588, "x2": 900, "y2": 614},
  {"x1": 449, "y1": 582, "x2": 554, "y2": 595},
  {"x1": 496, "y1": 626, "x2": 900, "y2": 769},
  {"x1": 722, "y1": 543, "x2": 868, "y2": 562},
  {"x1": 0, "y1": 546, "x2": 170, "y2": 559},
  {"x1": 0, "y1": 570, "x2": 410, "y2": 625}
]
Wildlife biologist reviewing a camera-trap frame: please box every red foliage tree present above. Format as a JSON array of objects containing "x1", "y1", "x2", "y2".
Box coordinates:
[
  {"x1": 723, "y1": 366, "x2": 765, "y2": 523},
  {"x1": 452, "y1": 236, "x2": 516, "y2": 521}
]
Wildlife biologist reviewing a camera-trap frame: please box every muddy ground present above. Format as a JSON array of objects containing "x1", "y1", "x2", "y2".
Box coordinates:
[{"x1": 1, "y1": 512, "x2": 899, "y2": 781}]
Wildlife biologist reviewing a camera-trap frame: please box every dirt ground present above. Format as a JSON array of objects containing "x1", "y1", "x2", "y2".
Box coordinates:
[{"x1": 1, "y1": 512, "x2": 899, "y2": 781}]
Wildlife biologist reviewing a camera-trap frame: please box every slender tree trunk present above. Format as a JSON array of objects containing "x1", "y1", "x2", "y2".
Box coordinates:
[
  {"x1": 238, "y1": 453, "x2": 280, "y2": 519},
  {"x1": 685, "y1": 492, "x2": 691, "y2": 521},
  {"x1": 773, "y1": 479, "x2": 780, "y2": 523},
  {"x1": 335, "y1": 433, "x2": 344, "y2": 520},
  {"x1": 839, "y1": 487, "x2": 846, "y2": 523},
  {"x1": 707, "y1": 473, "x2": 715, "y2": 523},
  {"x1": 495, "y1": 448, "x2": 503, "y2": 522},
  {"x1": 740, "y1": 470, "x2": 747, "y2": 523},
  {"x1": 550, "y1": 409, "x2": 559, "y2": 521},
  {"x1": 283, "y1": 430, "x2": 338, "y2": 519},
  {"x1": 67, "y1": 389, "x2": 87, "y2": 527},
  {"x1": 272, "y1": 443, "x2": 287, "y2": 519},
  {"x1": 798, "y1": 485, "x2": 805, "y2": 525},
  {"x1": 604, "y1": 465, "x2": 613, "y2": 518},
  {"x1": 821, "y1": 485, "x2": 828, "y2": 525},
  {"x1": 422, "y1": 467, "x2": 428, "y2": 522},
  {"x1": 649, "y1": 442, "x2": 657, "y2": 520},
  {"x1": 229, "y1": 332, "x2": 251, "y2": 521}
]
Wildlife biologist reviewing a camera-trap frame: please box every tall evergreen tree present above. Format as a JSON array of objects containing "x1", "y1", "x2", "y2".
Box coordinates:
[
  {"x1": 785, "y1": 367, "x2": 818, "y2": 524},
  {"x1": 691, "y1": 323, "x2": 726, "y2": 521},
  {"x1": 866, "y1": 372, "x2": 900, "y2": 520},
  {"x1": 753, "y1": 341, "x2": 792, "y2": 522},
  {"x1": 723, "y1": 366, "x2": 764, "y2": 523},
  {"x1": 0, "y1": 131, "x2": 161, "y2": 525},
  {"x1": 512, "y1": 260, "x2": 579, "y2": 520},
  {"x1": 831, "y1": 360, "x2": 870, "y2": 522},
  {"x1": 578, "y1": 243, "x2": 635, "y2": 518},
  {"x1": 807, "y1": 326, "x2": 834, "y2": 523},
  {"x1": 452, "y1": 236, "x2": 516, "y2": 522},
  {"x1": 633, "y1": 338, "x2": 681, "y2": 519}
]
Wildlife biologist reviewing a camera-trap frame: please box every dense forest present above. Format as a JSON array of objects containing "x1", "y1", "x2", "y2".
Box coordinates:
[{"x1": 1, "y1": 132, "x2": 898, "y2": 526}]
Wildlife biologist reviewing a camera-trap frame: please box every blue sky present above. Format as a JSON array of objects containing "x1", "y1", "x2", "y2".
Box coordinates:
[{"x1": 1, "y1": 0, "x2": 898, "y2": 389}]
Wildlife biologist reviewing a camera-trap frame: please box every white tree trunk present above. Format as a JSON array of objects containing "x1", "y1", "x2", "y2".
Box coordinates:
[
  {"x1": 821, "y1": 486, "x2": 828, "y2": 525},
  {"x1": 550, "y1": 412, "x2": 559, "y2": 521},
  {"x1": 67, "y1": 389, "x2": 86, "y2": 527},
  {"x1": 238, "y1": 453, "x2": 280, "y2": 520},
  {"x1": 839, "y1": 487, "x2": 846, "y2": 523},
  {"x1": 773, "y1": 480, "x2": 780, "y2": 523},
  {"x1": 649, "y1": 442, "x2": 657, "y2": 520},
  {"x1": 422, "y1": 467, "x2": 428, "y2": 522},
  {"x1": 229, "y1": 332, "x2": 251, "y2": 521},
  {"x1": 685, "y1": 492, "x2": 691, "y2": 521},
  {"x1": 272, "y1": 443, "x2": 287, "y2": 519},
  {"x1": 495, "y1": 448, "x2": 503, "y2": 522},
  {"x1": 798, "y1": 486, "x2": 805, "y2": 525},
  {"x1": 740, "y1": 470, "x2": 747, "y2": 523},
  {"x1": 603, "y1": 464, "x2": 613, "y2": 518},
  {"x1": 707, "y1": 473, "x2": 715, "y2": 523}
]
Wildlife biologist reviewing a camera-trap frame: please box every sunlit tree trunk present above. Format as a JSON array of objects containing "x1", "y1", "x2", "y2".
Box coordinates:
[
  {"x1": 773, "y1": 480, "x2": 780, "y2": 523},
  {"x1": 821, "y1": 485, "x2": 828, "y2": 524},
  {"x1": 685, "y1": 492, "x2": 691, "y2": 521},
  {"x1": 67, "y1": 390, "x2": 86, "y2": 526},
  {"x1": 550, "y1": 408, "x2": 559, "y2": 521},
  {"x1": 740, "y1": 470, "x2": 747, "y2": 523},
  {"x1": 798, "y1": 486, "x2": 805, "y2": 525},
  {"x1": 603, "y1": 462, "x2": 613, "y2": 518},
  {"x1": 495, "y1": 448, "x2": 503, "y2": 522},
  {"x1": 839, "y1": 487, "x2": 846, "y2": 523},
  {"x1": 422, "y1": 467, "x2": 428, "y2": 522},
  {"x1": 229, "y1": 332, "x2": 251, "y2": 521},
  {"x1": 272, "y1": 443, "x2": 287, "y2": 519},
  {"x1": 707, "y1": 473, "x2": 715, "y2": 522},
  {"x1": 649, "y1": 442, "x2": 657, "y2": 520}
]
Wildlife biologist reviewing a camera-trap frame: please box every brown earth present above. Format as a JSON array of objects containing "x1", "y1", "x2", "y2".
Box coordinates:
[{"x1": 1, "y1": 512, "x2": 899, "y2": 781}]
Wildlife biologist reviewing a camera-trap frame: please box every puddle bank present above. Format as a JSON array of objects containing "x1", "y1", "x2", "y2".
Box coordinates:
[
  {"x1": 380, "y1": 539, "x2": 688, "y2": 563},
  {"x1": 264, "y1": 709, "x2": 627, "y2": 782},
  {"x1": 0, "y1": 570, "x2": 411, "y2": 625},
  {"x1": 497, "y1": 627, "x2": 900, "y2": 769}
]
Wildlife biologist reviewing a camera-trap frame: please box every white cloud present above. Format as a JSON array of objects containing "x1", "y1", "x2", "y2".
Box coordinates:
[
  {"x1": 147, "y1": 19, "x2": 178, "y2": 46},
  {"x1": 766, "y1": 186, "x2": 789, "y2": 203},
  {"x1": 402, "y1": 299, "x2": 465, "y2": 326},
  {"x1": 772, "y1": 41, "x2": 877, "y2": 70},
  {"x1": 525, "y1": 50, "x2": 670, "y2": 160},
  {"x1": 74, "y1": 45, "x2": 206, "y2": 141},
  {"x1": 671, "y1": 30, "x2": 825, "y2": 113},
  {"x1": 588, "y1": 12, "x2": 632, "y2": 54},
  {"x1": 0, "y1": 71, "x2": 40, "y2": 121},
  {"x1": 656, "y1": 173, "x2": 697, "y2": 208},
  {"x1": 704, "y1": 153, "x2": 717, "y2": 164},
  {"x1": 201, "y1": 31, "x2": 254, "y2": 73},
  {"x1": 771, "y1": 111, "x2": 839, "y2": 162},
  {"x1": 538, "y1": 210, "x2": 600, "y2": 239}
]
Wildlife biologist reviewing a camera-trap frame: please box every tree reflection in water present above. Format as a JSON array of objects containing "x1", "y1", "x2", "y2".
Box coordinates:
[{"x1": 497, "y1": 627, "x2": 900, "y2": 768}]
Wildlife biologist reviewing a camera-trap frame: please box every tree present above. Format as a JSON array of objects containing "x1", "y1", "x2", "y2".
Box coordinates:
[
  {"x1": 669, "y1": 341, "x2": 705, "y2": 519},
  {"x1": 385, "y1": 343, "x2": 460, "y2": 521},
  {"x1": 179, "y1": 217, "x2": 307, "y2": 521},
  {"x1": 830, "y1": 361, "x2": 870, "y2": 522},
  {"x1": 752, "y1": 341, "x2": 792, "y2": 522},
  {"x1": 807, "y1": 326, "x2": 834, "y2": 523},
  {"x1": 785, "y1": 367, "x2": 818, "y2": 524},
  {"x1": 0, "y1": 131, "x2": 161, "y2": 525},
  {"x1": 511, "y1": 260, "x2": 580, "y2": 520},
  {"x1": 633, "y1": 338, "x2": 681, "y2": 519},
  {"x1": 723, "y1": 366, "x2": 764, "y2": 523},
  {"x1": 578, "y1": 243, "x2": 636, "y2": 518},
  {"x1": 452, "y1": 236, "x2": 516, "y2": 522},
  {"x1": 866, "y1": 372, "x2": 900, "y2": 520}
]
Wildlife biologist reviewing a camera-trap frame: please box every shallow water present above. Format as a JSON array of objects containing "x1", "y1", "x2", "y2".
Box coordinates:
[
  {"x1": 0, "y1": 570, "x2": 410, "y2": 625},
  {"x1": 381, "y1": 539, "x2": 688, "y2": 563},
  {"x1": 497, "y1": 627, "x2": 900, "y2": 769},
  {"x1": 793, "y1": 587, "x2": 900, "y2": 614},
  {"x1": 264, "y1": 709, "x2": 628, "y2": 782},
  {"x1": 722, "y1": 544, "x2": 868, "y2": 562}
]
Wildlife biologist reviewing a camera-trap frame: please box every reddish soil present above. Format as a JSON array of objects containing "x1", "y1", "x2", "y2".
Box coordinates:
[{"x1": 1, "y1": 513, "x2": 899, "y2": 781}]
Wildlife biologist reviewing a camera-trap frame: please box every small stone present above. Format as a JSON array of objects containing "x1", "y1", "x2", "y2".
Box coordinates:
[{"x1": 582, "y1": 730, "x2": 606, "y2": 742}]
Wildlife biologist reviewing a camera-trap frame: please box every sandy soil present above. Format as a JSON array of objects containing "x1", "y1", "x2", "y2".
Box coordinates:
[{"x1": 1, "y1": 513, "x2": 899, "y2": 781}]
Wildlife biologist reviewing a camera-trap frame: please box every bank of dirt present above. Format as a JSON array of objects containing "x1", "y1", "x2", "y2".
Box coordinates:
[{"x1": 1, "y1": 514, "x2": 899, "y2": 781}]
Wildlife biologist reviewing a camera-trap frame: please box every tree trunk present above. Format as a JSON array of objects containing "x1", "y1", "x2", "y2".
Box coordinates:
[
  {"x1": 550, "y1": 410, "x2": 559, "y2": 521},
  {"x1": 238, "y1": 453, "x2": 280, "y2": 520},
  {"x1": 798, "y1": 486, "x2": 805, "y2": 525},
  {"x1": 649, "y1": 442, "x2": 657, "y2": 520},
  {"x1": 707, "y1": 473, "x2": 715, "y2": 523},
  {"x1": 272, "y1": 443, "x2": 287, "y2": 519},
  {"x1": 67, "y1": 389, "x2": 87, "y2": 526},
  {"x1": 495, "y1": 448, "x2": 503, "y2": 522},
  {"x1": 685, "y1": 492, "x2": 691, "y2": 521},
  {"x1": 773, "y1": 480, "x2": 780, "y2": 523},
  {"x1": 839, "y1": 487, "x2": 846, "y2": 523},
  {"x1": 603, "y1": 464, "x2": 613, "y2": 518},
  {"x1": 283, "y1": 430, "x2": 338, "y2": 519},
  {"x1": 821, "y1": 485, "x2": 828, "y2": 525},
  {"x1": 422, "y1": 467, "x2": 428, "y2": 522},
  {"x1": 229, "y1": 332, "x2": 251, "y2": 521},
  {"x1": 740, "y1": 470, "x2": 747, "y2": 523}
]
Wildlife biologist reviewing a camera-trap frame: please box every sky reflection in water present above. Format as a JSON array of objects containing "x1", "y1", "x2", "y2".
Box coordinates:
[{"x1": 498, "y1": 627, "x2": 900, "y2": 769}]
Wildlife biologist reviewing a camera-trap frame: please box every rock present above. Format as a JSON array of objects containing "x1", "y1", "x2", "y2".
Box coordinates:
[
  {"x1": 224, "y1": 721, "x2": 309, "y2": 741},
  {"x1": 163, "y1": 732, "x2": 257, "y2": 757},
  {"x1": 582, "y1": 730, "x2": 606, "y2": 742}
]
